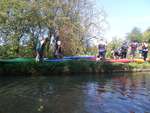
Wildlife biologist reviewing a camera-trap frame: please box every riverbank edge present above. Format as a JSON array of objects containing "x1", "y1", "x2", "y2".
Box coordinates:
[{"x1": 1, "y1": 60, "x2": 150, "y2": 75}]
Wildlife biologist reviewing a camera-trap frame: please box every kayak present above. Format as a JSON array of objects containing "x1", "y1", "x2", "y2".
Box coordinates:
[
  {"x1": 134, "y1": 59, "x2": 144, "y2": 63},
  {"x1": 0, "y1": 57, "x2": 146, "y2": 63},
  {"x1": 64, "y1": 56, "x2": 95, "y2": 60},
  {"x1": 110, "y1": 59, "x2": 132, "y2": 63},
  {"x1": 0, "y1": 58, "x2": 34, "y2": 63},
  {"x1": 44, "y1": 59, "x2": 71, "y2": 62}
]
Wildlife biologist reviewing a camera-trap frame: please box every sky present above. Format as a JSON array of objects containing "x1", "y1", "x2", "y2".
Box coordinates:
[{"x1": 96, "y1": 0, "x2": 150, "y2": 41}]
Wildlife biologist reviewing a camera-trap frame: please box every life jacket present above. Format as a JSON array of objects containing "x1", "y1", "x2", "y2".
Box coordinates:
[{"x1": 142, "y1": 43, "x2": 148, "y2": 52}]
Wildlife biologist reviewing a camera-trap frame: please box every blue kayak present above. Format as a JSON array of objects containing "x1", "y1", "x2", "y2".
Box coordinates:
[
  {"x1": 44, "y1": 58, "x2": 72, "y2": 62},
  {"x1": 64, "y1": 56, "x2": 95, "y2": 59},
  {"x1": 44, "y1": 56, "x2": 95, "y2": 62}
]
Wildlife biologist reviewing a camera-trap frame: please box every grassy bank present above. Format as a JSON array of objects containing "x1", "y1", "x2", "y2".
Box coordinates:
[{"x1": 1, "y1": 59, "x2": 150, "y2": 75}]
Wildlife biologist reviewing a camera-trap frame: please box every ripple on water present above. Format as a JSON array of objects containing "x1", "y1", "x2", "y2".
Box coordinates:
[{"x1": 0, "y1": 73, "x2": 150, "y2": 113}]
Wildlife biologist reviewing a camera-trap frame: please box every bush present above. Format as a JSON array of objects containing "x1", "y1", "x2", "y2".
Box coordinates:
[{"x1": 1, "y1": 60, "x2": 150, "y2": 76}]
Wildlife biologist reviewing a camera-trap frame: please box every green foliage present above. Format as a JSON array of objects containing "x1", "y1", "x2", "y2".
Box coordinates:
[
  {"x1": 0, "y1": 0, "x2": 107, "y2": 58},
  {"x1": 126, "y1": 27, "x2": 142, "y2": 42},
  {"x1": 106, "y1": 37, "x2": 124, "y2": 58},
  {"x1": 143, "y1": 28, "x2": 150, "y2": 42},
  {"x1": 1, "y1": 60, "x2": 150, "y2": 75}
]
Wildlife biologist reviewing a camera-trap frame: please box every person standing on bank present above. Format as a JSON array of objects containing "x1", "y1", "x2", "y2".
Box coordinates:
[
  {"x1": 55, "y1": 40, "x2": 63, "y2": 58},
  {"x1": 130, "y1": 40, "x2": 138, "y2": 59},
  {"x1": 97, "y1": 39, "x2": 107, "y2": 60},
  {"x1": 120, "y1": 42, "x2": 128, "y2": 59},
  {"x1": 142, "y1": 41, "x2": 148, "y2": 61},
  {"x1": 36, "y1": 37, "x2": 48, "y2": 62}
]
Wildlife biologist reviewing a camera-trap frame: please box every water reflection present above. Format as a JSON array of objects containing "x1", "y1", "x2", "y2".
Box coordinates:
[
  {"x1": 84, "y1": 73, "x2": 150, "y2": 113},
  {"x1": 0, "y1": 73, "x2": 150, "y2": 113}
]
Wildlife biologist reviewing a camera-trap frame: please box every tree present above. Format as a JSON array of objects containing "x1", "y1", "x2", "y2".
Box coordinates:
[
  {"x1": 106, "y1": 37, "x2": 124, "y2": 58},
  {"x1": 143, "y1": 27, "x2": 150, "y2": 43},
  {"x1": 126, "y1": 27, "x2": 142, "y2": 42},
  {"x1": 0, "y1": 0, "x2": 107, "y2": 58}
]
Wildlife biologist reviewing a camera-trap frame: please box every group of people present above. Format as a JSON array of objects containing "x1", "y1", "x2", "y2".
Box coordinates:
[
  {"x1": 35, "y1": 34, "x2": 63, "y2": 62},
  {"x1": 35, "y1": 35, "x2": 149, "y2": 62},
  {"x1": 98, "y1": 39, "x2": 149, "y2": 61}
]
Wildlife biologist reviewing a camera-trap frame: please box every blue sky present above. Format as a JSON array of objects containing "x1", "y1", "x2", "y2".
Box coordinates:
[{"x1": 96, "y1": 0, "x2": 150, "y2": 41}]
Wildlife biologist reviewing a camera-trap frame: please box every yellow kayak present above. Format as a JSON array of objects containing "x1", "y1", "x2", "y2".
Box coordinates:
[{"x1": 134, "y1": 59, "x2": 144, "y2": 63}]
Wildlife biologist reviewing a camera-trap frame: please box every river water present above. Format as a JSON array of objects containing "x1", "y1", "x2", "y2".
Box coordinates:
[{"x1": 0, "y1": 73, "x2": 150, "y2": 113}]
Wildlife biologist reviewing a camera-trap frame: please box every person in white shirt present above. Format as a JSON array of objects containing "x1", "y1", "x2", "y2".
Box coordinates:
[
  {"x1": 35, "y1": 37, "x2": 48, "y2": 62},
  {"x1": 55, "y1": 40, "x2": 63, "y2": 58}
]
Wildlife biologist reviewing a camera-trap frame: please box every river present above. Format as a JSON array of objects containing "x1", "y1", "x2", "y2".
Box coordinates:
[{"x1": 0, "y1": 73, "x2": 150, "y2": 113}]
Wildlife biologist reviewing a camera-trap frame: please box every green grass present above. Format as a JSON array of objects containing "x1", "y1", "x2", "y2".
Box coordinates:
[{"x1": 1, "y1": 58, "x2": 150, "y2": 75}]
